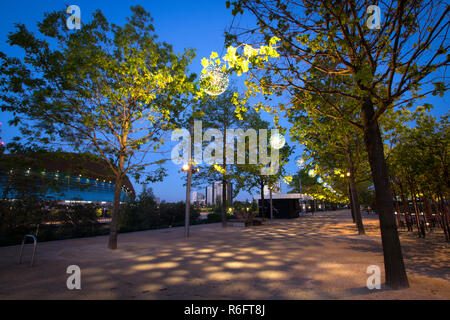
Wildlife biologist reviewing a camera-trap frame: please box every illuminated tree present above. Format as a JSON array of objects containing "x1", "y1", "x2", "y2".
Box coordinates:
[
  {"x1": 0, "y1": 6, "x2": 197, "y2": 249},
  {"x1": 202, "y1": 0, "x2": 449, "y2": 289}
]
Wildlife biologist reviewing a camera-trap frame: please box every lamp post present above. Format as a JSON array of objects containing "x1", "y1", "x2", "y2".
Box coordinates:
[
  {"x1": 295, "y1": 156, "x2": 305, "y2": 212},
  {"x1": 200, "y1": 62, "x2": 229, "y2": 227},
  {"x1": 182, "y1": 162, "x2": 199, "y2": 238},
  {"x1": 295, "y1": 157, "x2": 305, "y2": 193}
]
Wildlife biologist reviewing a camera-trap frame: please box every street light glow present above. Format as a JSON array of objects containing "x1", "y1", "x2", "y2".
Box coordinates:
[
  {"x1": 200, "y1": 64, "x2": 229, "y2": 96},
  {"x1": 270, "y1": 134, "x2": 286, "y2": 149},
  {"x1": 295, "y1": 156, "x2": 305, "y2": 168}
]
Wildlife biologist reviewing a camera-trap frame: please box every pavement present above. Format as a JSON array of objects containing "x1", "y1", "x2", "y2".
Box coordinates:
[{"x1": 0, "y1": 209, "x2": 448, "y2": 299}]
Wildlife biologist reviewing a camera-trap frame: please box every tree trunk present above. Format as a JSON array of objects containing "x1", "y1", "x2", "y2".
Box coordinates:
[
  {"x1": 269, "y1": 186, "x2": 273, "y2": 222},
  {"x1": 409, "y1": 184, "x2": 422, "y2": 237},
  {"x1": 108, "y1": 172, "x2": 124, "y2": 250},
  {"x1": 347, "y1": 144, "x2": 365, "y2": 234},
  {"x1": 221, "y1": 128, "x2": 227, "y2": 228},
  {"x1": 348, "y1": 183, "x2": 356, "y2": 223},
  {"x1": 418, "y1": 193, "x2": 429, "y2": 231},
  {"x1": 362, "y1": 98, "x2": 409, "y2": 289},
  {"x1": 399, "y1": 182, "x2": 411, "y2": 231},
  {"x1": 260, "y1": 179, "x2": 265, "y2": 218},
  {"x1": 438, "y1": 194, "x2": 450, "y2": 241},
  {"x1": 392, "y1": 186, "x2": 402, "y2": 228}
]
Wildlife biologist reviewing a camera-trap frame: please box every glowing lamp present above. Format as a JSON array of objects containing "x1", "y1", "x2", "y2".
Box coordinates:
[
  {"x1": 270, "y1": 134, "x2": 285, "y2": 149},
  {"x1": 295, "y1": 156, "x2": 305, "y2": 169},
  {"x1": 200, "y1": 64, "x2": 229, "y2": 96}
]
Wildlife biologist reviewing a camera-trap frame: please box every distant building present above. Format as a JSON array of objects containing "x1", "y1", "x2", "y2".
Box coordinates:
[
  {"x1": 205, "y1": 181, "x2": 232, "y2": 206},
  {"x1": 0, "y1": 151, "x2": 134, "y2": 204},
  {"x1": 191, "y1": 191, "x2": 205, "y2": 205},
  {"x1": 263, "y1": 181, "x2": 282, "y2": 195},
  {"x1": 206, "y1": 186, "x2": 214, "y2": 206}
]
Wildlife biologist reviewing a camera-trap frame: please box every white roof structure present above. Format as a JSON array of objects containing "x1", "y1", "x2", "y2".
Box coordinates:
[{"x1": 253, "y1": 192, "x2": 313, "y2": 200}]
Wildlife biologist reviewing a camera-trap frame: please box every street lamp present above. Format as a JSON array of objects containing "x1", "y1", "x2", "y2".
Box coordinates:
[
  {"x1": 295, "y1": 156, "x2": 305, "y2": 193},
  {"x1": 182, "y1": 162, "x2": 200, "y2": 238},
  {"x1": 295, "y1": 156, "x2": 305, "y2": 213},
  {"x1": 270, "y1": 133, "x2": 286, "y2": 149},
  {"x1": 200, "y1": 64, "x2": 229, "y2": 96},
  {"x1": 200, "y1": 60, "x2": 229, "y2": 227}
]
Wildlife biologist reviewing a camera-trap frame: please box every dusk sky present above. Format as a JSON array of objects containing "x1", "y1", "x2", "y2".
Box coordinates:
[{"x1": 0, "y1": 1, "x2": 448, "y2": 202}]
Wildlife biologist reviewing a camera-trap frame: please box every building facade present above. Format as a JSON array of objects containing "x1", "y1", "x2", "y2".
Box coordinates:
[
  {"x1": 0, "y1": 152, "x2": 134, "y2": 204},
  {"x1": 205, "y1": 181, "x2": 232, "y2": 206}
]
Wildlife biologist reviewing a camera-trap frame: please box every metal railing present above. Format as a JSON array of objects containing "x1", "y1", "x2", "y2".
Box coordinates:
[
  {"x1": 18, "y1": 225, "x2": 39, "y2": 267},
  {"x1": 18, "y1": 234, "x2": 37, "y2": 267}
]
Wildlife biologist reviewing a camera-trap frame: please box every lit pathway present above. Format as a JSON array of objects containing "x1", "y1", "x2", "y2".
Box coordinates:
[{"x1": 0, "y1": 210, "x2": 448, "y2": 299}]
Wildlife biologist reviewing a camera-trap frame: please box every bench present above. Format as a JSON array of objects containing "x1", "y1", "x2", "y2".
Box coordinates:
[{"x1": 229, "y1": 210, "x2": 264, "y2": 227}]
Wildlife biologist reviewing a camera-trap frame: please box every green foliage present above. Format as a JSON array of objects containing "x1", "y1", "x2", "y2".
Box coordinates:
[
  {"x1": 119, "y1": 188, "x2": 201, "y2": 231},
  {"x1": 0, "y1": 198, "x2": 109, "y2": 246},
  {"x1": 159, "y1": 201, "x2": 200, "y2": 227},
  {"x1": 0, "y1": 5, "x2": 200, "y2": 248},
  {"x1": 55, "y1": 204, "x2": 99, "y2": 227},
  {"x1": 214, "y1": 0, "x2": 449, "y2": 134},
  {"x1": 119, "y1": 187, "x2": 158, "y2": 231},
  {"x1": 207, "y1": 212, "x2": 223, "y2": 223},
  {"x1": 388, "y1": 112, "x2": 449, "y2": 198},
  {"x1": 0, "y1": 198, "x2": 49, "y2": 231}
]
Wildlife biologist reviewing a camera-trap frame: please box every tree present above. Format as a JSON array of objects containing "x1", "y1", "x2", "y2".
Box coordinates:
[
  {"x1": 233, "y1": 128, "x2": 294, "y2": 218},
  {"x1": 190, "y1": 87, "x2": 293, "y2": 224},
  {"x1": 190, "y1": 88, "x2": 266, "y2": 226},
  {"x1": 288, "y1": 104, "x2": 369, "y2": 234},
  {"x1": 388, "y1": 111, "x2": 449, "y2": 240},
  {"x1": 0, "y1": 6, "x2": 197, "y2": 249},
  {"x1": 207, "y1": 0, "x2": 449, "y2": 289}
]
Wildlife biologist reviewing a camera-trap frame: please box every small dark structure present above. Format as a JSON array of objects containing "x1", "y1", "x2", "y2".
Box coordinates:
[{"x1": 258, "y1": 197, "x2": 301, "y2": 219}]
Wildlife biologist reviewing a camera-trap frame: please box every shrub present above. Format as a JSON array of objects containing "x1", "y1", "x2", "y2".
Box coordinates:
[
  {"x1": 159, "y1": 201, "x2": 200, "y2": 227},
  {"x1": 119, "y1": 188, "x2": 159, "y2": 232}
]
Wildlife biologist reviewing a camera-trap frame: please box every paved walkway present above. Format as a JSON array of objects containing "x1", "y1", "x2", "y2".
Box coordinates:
[{"x1": 0, "y1": 210, "x2": 448, "y2": 299}]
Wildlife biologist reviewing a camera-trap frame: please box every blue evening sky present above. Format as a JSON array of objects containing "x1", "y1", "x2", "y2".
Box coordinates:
[{"x1": 0, "y1": 1, "x2": 448, "y2": 202}]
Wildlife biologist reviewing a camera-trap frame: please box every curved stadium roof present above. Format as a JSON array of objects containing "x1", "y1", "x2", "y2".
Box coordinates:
[{"x1": 0, "y1": 151, "x2": 135, "y2": 195}]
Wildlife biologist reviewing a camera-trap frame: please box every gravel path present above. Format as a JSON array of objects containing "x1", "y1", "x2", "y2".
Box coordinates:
[{"x1": 0, "y1": 209, "x2": 448, "y2": 299}]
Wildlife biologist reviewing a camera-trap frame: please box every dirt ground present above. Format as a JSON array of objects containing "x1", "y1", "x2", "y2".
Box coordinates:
[{"x1": 0, "y1": 209, "x2": 448, "y2": 299}]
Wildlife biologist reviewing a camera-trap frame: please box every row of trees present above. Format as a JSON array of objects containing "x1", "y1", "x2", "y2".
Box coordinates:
[
  {"x1": 203, "y1": 0, "x2": 450, "y2": 289},
  {"x1": 388, "y1": 113, "x2": 449, "y2": 240},
  {"x1": 0, "y1": 5, "x2": 294, "y2": 249},
  {"x1": 1, "y1": 1, "x2": 448, "y2": 291},
  {"x1": 0, "y1": 6, "x2": 198, "y2": 249}
]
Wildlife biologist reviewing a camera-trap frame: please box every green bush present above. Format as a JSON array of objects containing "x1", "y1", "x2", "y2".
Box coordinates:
[
  {"x1": 54, "y1": 204, "x2": 99, "y2": 227},
  {"x1": 0, "y1": 187, "x2": 203, "y2": 246},
  {"x1": 159, "y1": 201, "x2": 200, "y2": 227},
  {"x1": 0, "y1": 198, "x2": 109, "y2": 246},
  {"x1": 119, "y1": 188, "x2": 159, "y2": 232},
  {"x1": 206, "y1": 212, "x2": 222, "y2": 223}
]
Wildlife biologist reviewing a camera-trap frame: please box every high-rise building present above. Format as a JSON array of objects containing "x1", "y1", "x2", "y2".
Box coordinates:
[
  {"x1": 206, "y1": 186, "x2": 214, "y2": 206},
  {"x1": 205, "y1": 181, "x2": 232, "y2": 206},
  {"x1": 191, "y1": 191, "x2": 205, "y2": 205}
]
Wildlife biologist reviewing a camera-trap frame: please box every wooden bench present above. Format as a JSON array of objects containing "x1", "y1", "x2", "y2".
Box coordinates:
[{"x1": 229, "y1": 210, "x2": 264, "y2": 227}]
